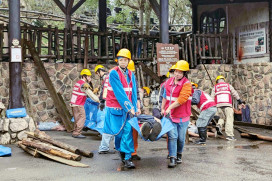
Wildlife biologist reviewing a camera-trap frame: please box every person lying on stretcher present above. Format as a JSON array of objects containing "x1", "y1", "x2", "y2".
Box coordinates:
[{"x1": 137, "y1": 114, "x2": 162, "y2": 141}]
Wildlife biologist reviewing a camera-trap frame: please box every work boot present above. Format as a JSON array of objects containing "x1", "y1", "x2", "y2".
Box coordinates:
[
  {"x1": 148, "y1": 121, "x2": 162, "y2": 141},
  {"x1": 177, "y1": 153, "x2": 182, "y2": 164},
  {"x1": 195, "y1": 127, "x2": 207, "y2": 145},
  {"x1": 124, "y1": 160, "x2": 135, "y2": 169},
  {"x1": 98, "y1": 150, "x2": 117, "y2": 154},
  {"x1": 216, "y1": 124, "x2": 223, "y2": 135},
  {"x1": 131, "y1": 155, "x2": 141, "y2": 160},
  {"x1": 140, "y1": 122, "x2": 152, "y2": 140},
  {"x1": 119, "y1": 152, "x2": 125, "y2": 163},
  {"x1": 226, "y1": 136, "x2": 236, "y2": 141},
  {"x1": 168, "y1": 157, "x2": 177, "y2": 168}
]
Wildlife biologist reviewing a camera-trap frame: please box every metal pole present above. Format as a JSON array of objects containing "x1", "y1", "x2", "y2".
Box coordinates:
[
  {"x1": 99, "y1": 0, "x2": 107, "y2": 56},
  {"x1": 192, "y1": 3, "x2": 198, "y2": 34},
  {"x1": 160, "y1": 0, "x2": 169, "y2": 43},
  {"x1": 9, "y1": 0, "x2": 22, "y2": 109}
]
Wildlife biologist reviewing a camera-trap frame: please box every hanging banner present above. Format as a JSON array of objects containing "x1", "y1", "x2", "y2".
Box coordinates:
[
  {"x1": 156, "y1": 43, "x2": 179, "y2": 76},
  {"x1": 239, "y1": 28, "x2": 266, "y2": 56}
]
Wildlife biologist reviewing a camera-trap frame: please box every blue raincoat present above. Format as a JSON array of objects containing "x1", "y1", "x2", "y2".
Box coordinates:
[{"x1": 103, "y1": 68, "x2": 138, "y2": 160}]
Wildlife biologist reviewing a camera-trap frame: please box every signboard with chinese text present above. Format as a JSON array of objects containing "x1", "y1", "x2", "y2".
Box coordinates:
[
  {"x1": 11, "y1": 47, "x2": 22, "y2": 62},
  {"x1": 239, "y1": 28, "x2": 266, "y2": 56},
  {"x1": 156, "y1": 43, "x2": 179, "y2": 76}
]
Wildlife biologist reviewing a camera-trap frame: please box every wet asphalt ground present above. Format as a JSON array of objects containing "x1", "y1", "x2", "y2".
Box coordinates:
[{"x1": 1, "y1": 128, "x2": 272, "y2": 181}]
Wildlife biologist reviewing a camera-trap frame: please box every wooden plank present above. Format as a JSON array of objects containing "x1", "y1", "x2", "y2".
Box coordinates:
[
  {"x1": 130, "y1": 35, "x2": 135, "y2": 59},
  {"x1": 207, "y1": 37, "x2": 212, "y2": 57},
  {"x1": 197, "y1": 36, "x2": 202, "y2": 64},
  {"x1": 193, "y1": 34, "x2": 197, "y2": 67},
  {"x1": 230, "y1": 35, "x2": 234, "y2": 64},
  {"x1": 37, "y1": 31, "x2": 42, "y2": 55},
  {"x1": 63, "y1": 28, "x2": 68, "y2": 62},
  {"x1": 139, "y1": 65, "x2": 145, "y2": 87},
  {"x1": 70, "y1": 29, "x2": 75, "y2": 62},
  {"x1": 77, "y1": 27, "x2": 81, "y2": 60},
  {"x1": 226, "y1": 35, "x2": 229, "y2": 63},
  {"x1": 185, "y1": 38, "x2": 188, "y2": 61},
  {"x1": 48, "y1": 25, "x2": 53, "y2": 62},
  {"x1": 105, "y1": 34, "x2": 109, "y2": 57},
  {"x1": 112, "y1": 31, "x2": 116, "y2": 59},
  {"x1": 181, "y1": 41, "x2": 185, "y2": 60},
  {"x1": 53, "y1": 0, "x2": 66, "y2": 14},
  {"x1": 214, "y1": 37, "x2": 218, "y2": 58},
  {"x1": 120, "y1": 32, "x2": 124, "y2": 48},
  {"x1": 18, "y1": 143, "x2": 41, "y2": 157},
  {"x1": 71, "y1": 0, "x2": 86, "y2": 15},
  {"x1": 90, "y1": 34, "x2": 94, "y2": 58},
  {"x1": 234, "y1": 121, "x2": 272, "y2": 130},
  {"x1": 26, "y1": 41, "x2": 74, "y2": 132},
  {"x1": 138, "y1": 62, "x2": 160, "y2": 83},
  {"x1": 55, "y1": 27, "x2": 60, "y2": 60},
  {"x1": 98, "y1": 35, "x2": 101, "y2": 57},
  {"x1": 240, "y1": 133, "x2": 272, "y2": 142},
  {"x1": 188, "y1": 36, "x2": 193, "y2": 67},
  {"x1": 0, "y1": 24, "x2": 3, "y2": 61},
  {"x1": 219, "y1": 36, "x2": 224, "y2": 61},
  {"x1": 136, "y1": 67, "x2": 142, "y2": 88},
  {"x1": 84, "y1": 32, "x2": 89, "y2": 68},
  {"x1": 202, "y1": 36, "x2": 205, "y2": 58}
]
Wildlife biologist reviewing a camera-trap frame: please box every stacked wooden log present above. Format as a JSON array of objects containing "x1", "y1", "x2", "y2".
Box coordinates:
[{"x1": 18, "y1": 130, "x2": 92, "y2": 167}]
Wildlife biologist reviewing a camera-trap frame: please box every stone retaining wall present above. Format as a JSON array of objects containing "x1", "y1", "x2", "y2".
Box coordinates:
[{"x1": 0, "y1": 62, "x2": 271, "y2": 125}]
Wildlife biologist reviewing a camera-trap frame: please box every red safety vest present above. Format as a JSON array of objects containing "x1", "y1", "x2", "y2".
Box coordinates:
[
  {"x1": 70, "y1": 79, "x2": 87, "y2": 106},
  {"x1": 102, "y1": 74, "x2": 109, "y2": 100},
  {"x1": 214, "y1": 82, "x2": 232, "y2": 105},
  {"x1": 106, "y1": 66, "x2": 133, "y2": 108},
  {"x1": 197, "y1": 90, "x2": 216, "y2": 111},
  {"x1": 165, "y1": 77, "x2": 191, "y2": 119}
]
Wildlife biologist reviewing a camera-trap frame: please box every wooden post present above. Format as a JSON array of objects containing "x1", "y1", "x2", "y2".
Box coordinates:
[
  {"x1": 197, "y1": 35, "x2": 202, "y2": 64},
  {"x1": 136, "y1": 67, "x2": 141, "y2": 88},
  {"x1": 99, "y1": 0, "x2": 107, "y2": 56},
  {"x1": 188, "y1": 36, "x2": 193, "y2": 68},
  {"x1": 226, "y1": 35, "x2": 229, "y2": 63},
  {"x1": 48, "y1": 25, "x2": 53, "y2": 62},
  {"x1": 219, "y1": 36, "x2": 224, "y2": 62},
  {"x1": 208, "y1": 37, "x2": 212, "y2": 58},
  {"x1": 55, "y1": 27, "x2": 60, "y2": 60},
  {"x1": 112, "y1": 31, "x2": 116, "y2": 59},
  {"x1": 70, "y1": 28, "x2": 75, "y2": 62},
  {"x1": 181, "y1": 41, "x2": 185, "y2": 60},
  {"x1": 214, "y1": 37, "x2": 218, "y2": 58},
  {"x1": 63, "y1": 28, "x2": 67, "y2": 62},
  {"x1": 77, "y1": 27, "x2": 82, "y2": 60},
  {"x1": 0, "y1": 24, "x2": 3, "y2": 61},
  {"x1": 185, "y1": 37, "x2": 188, "y2": 61},
  {"x1": 84, "y1": 32, "x2": 89, "y2": 68},
  {"x1": 192, "y1": 3, "x2": 198, "y2": 34},
  {"x1": 139, "y1": 65, "x2": 145, "y2": 87},
  {"x1": 37, "y1": 31, "x2": 42, "y2": 55},
  {"x1": 193, "y1": 34, "x2": 197, "y2": 66}
]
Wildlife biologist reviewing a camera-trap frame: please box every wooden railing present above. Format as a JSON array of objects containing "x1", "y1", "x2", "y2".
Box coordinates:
[{"x1": 0, "y1": 24, "x2": 233, "y2": 68}]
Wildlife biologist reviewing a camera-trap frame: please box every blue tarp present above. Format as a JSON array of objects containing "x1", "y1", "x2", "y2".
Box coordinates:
[
  {"x1": 128, "y1": 116, "x2": 174, "y2": 141},
  {"x1": 0, "y1": 145, "x2": 11, "y2": 157},
  {"x1": 71, "y1": 98, "x2": 104, "y2": 134}
]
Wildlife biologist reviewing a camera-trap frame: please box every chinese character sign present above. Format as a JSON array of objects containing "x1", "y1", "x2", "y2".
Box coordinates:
[
  {"x1": 156, "y1": 43, "x2": 179, "y2": 76},
  {"x1": 239, "y1": 28, "x2": 266, "y2": 56}
]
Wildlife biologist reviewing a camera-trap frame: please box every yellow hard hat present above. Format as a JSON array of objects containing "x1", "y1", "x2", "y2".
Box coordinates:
[
  {"x1": 169, "y1": 64, "x2": 176, "y2": 72},
  {"x1": 116, "y1": 48, "x2": 131, "y2": 60},
  {"x1": 216, "y1": 75, "x2": 225, "y2": 82},
  {"x1": 191, "y1": 82, "x2": 198, "y2": 88},
  {"x1": 127, "y1": 60, "x2": 135, "y2": 71},
  {"x1": 166, "y1": 72, "x2": 170, "y2": 78},
  {"x1": 173, "y1": 60, "x2": 189, "y2": 71},
  {"x1": 143, "y1": 87, "x2": 151, "y2": 96},
  {"x1": 80, "y1": 69, "x2": 92, "y2": 76},
  {"x1": 95, "y1": 65, "x2": 105, "y2": 73}
]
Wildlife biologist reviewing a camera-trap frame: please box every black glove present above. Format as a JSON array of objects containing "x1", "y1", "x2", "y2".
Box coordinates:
[
  {"x1": 99, "y1": 103, "x2": 105, "y2": 111},
  {"x1": 237, "y1": 99, "x2": 243, "y2": 105}
]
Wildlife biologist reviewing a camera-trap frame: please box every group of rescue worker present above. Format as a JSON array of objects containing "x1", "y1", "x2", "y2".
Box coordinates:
[{"x1": 70, "y1": 48, "x2": 244, "y2": 169}]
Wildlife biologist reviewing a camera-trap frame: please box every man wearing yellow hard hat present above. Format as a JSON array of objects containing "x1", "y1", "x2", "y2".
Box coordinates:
[
  {"x1": 211, "y1": 75, "x2": 243, "y2": 141},
  {"x1": 161, "y1": 60, "x2": 192, "y2": 168},
  {"x1": 103, "y1": 48, "x2": 138, "y2": 168},
  {"x1": 70, "y1": 69, "x2": 99, "y2": 138},
  {"x1": 191, "y1": 82, "x2": 217, "y2": 145}
]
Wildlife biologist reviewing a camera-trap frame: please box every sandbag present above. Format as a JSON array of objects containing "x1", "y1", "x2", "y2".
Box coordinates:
[
  {"x1": 6, "y1": 107, "x2": 27, "y2": 118},
  {"x1": 0, "y1": 145, "x2": 11, "y2": 157}
]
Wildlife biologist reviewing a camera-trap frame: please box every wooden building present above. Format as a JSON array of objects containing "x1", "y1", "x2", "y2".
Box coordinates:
[{"x1": 190, "y1": 0, "x2": 272, "y2": 64}]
